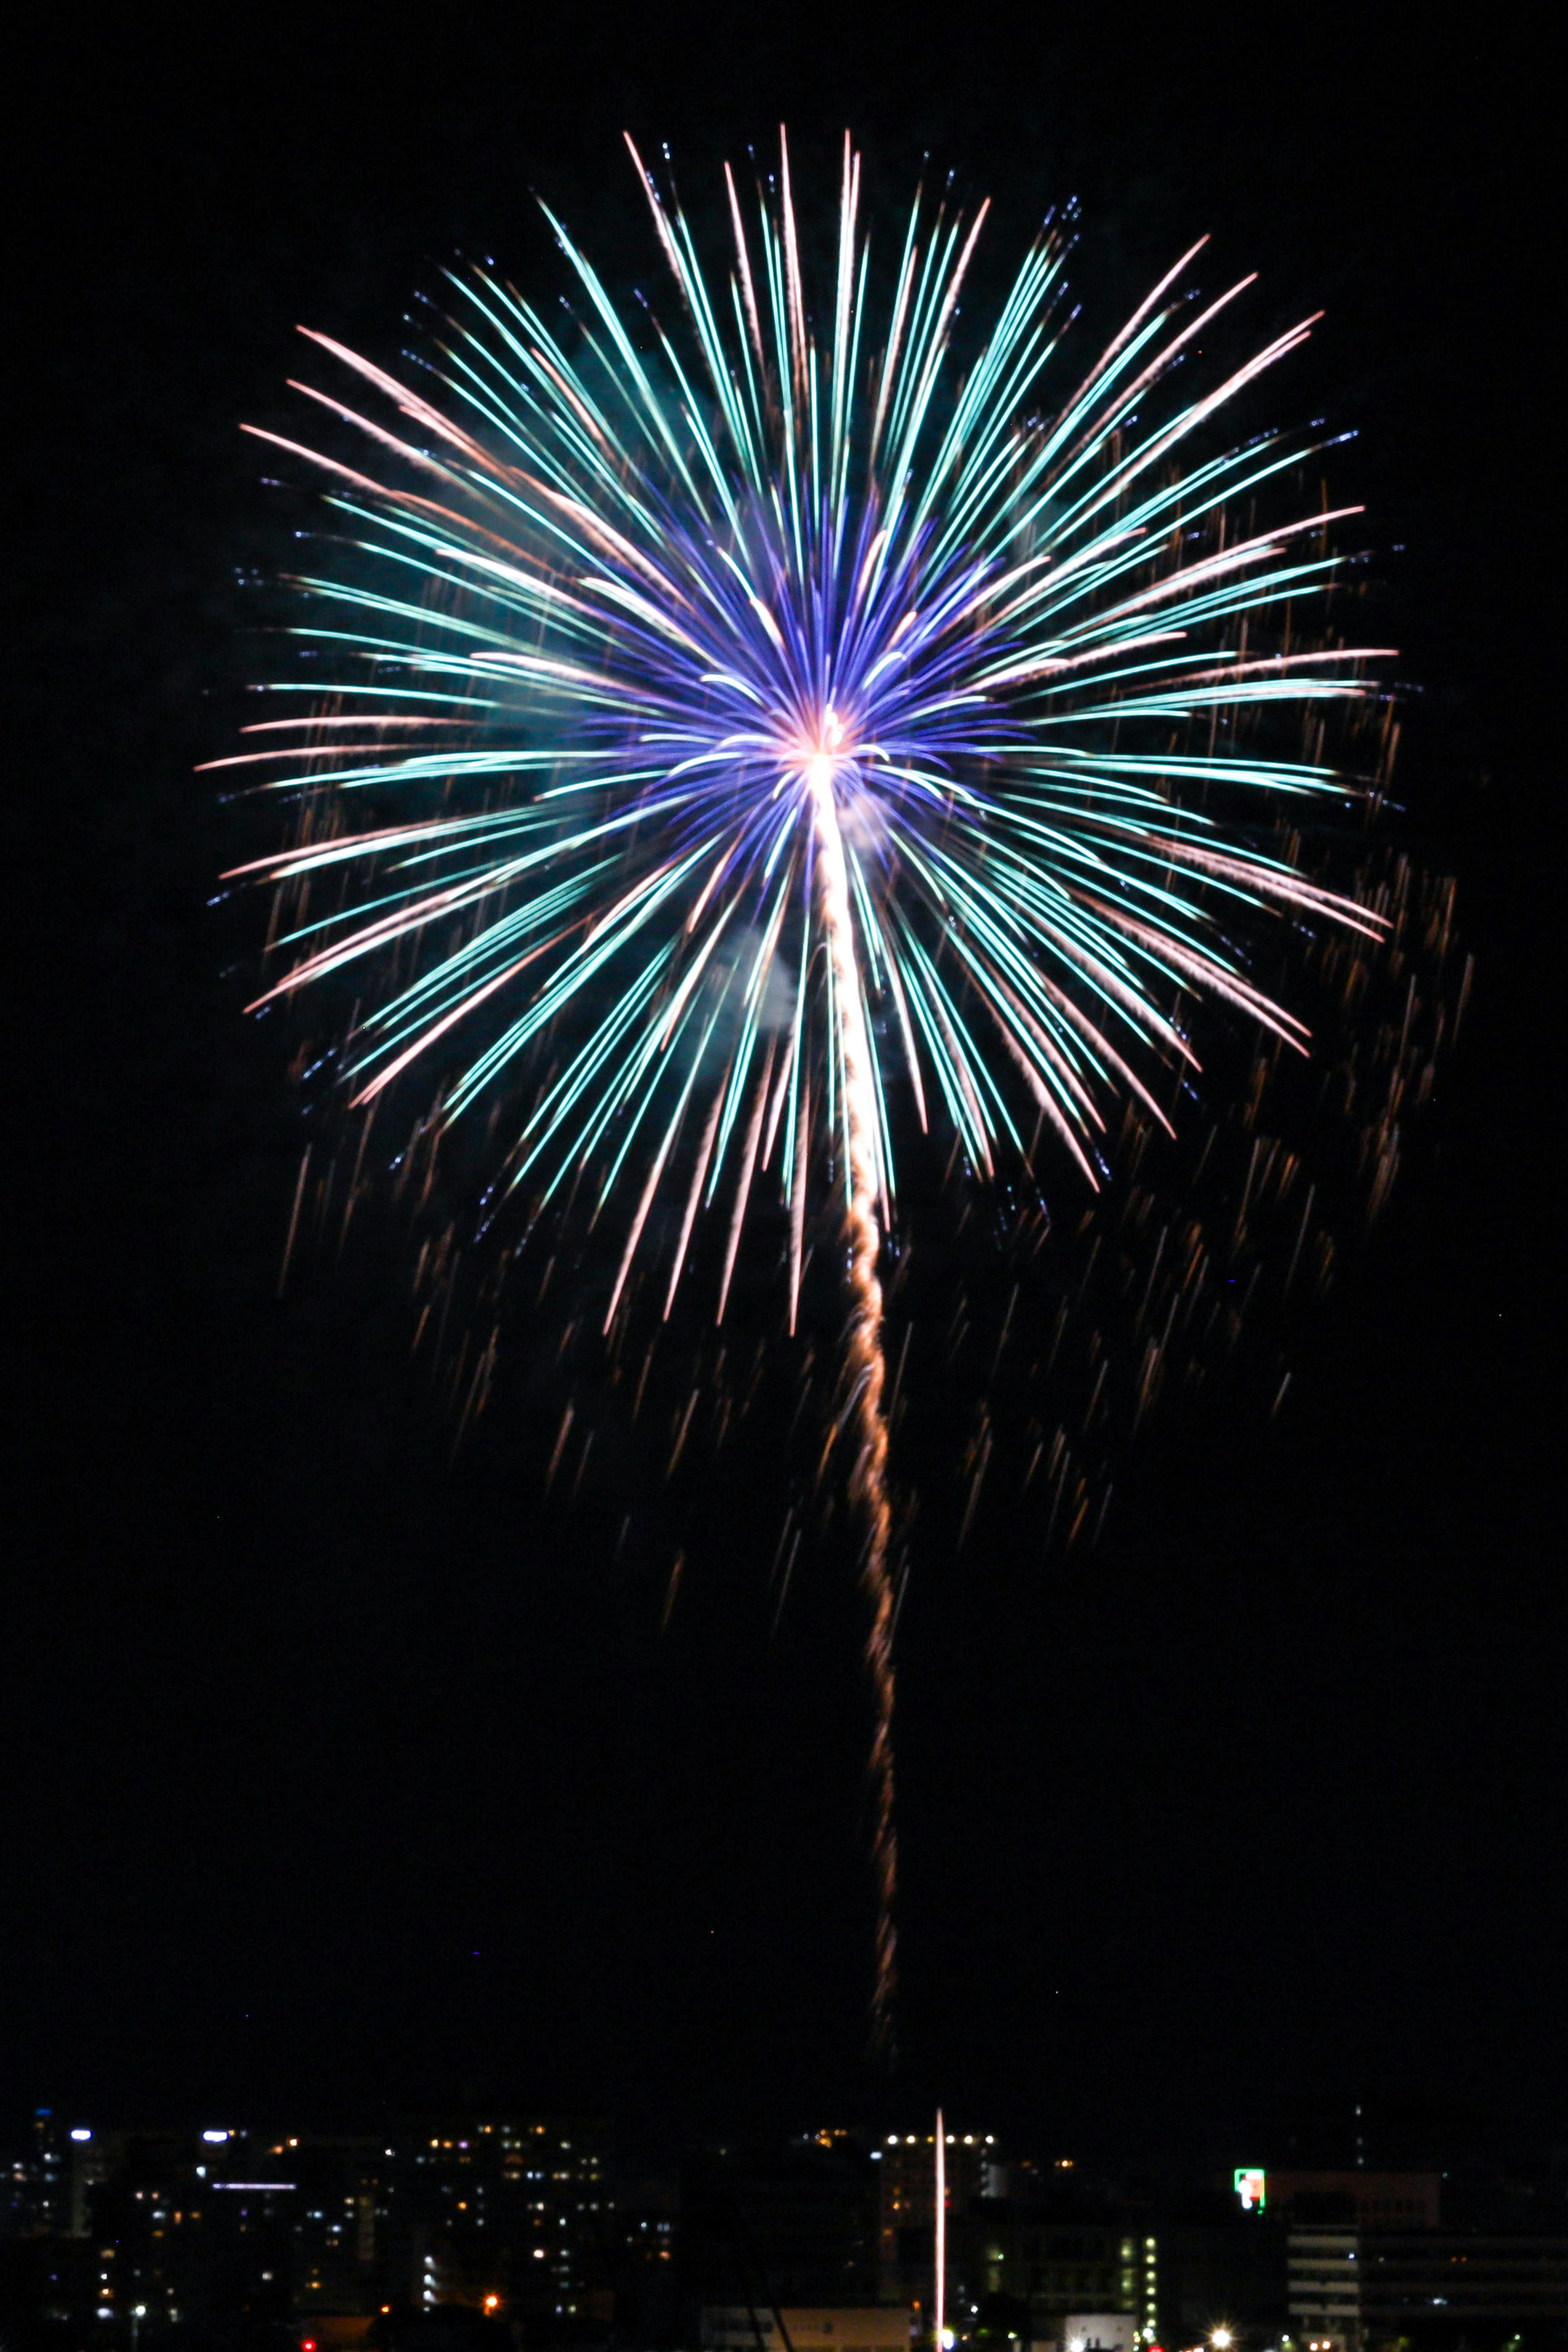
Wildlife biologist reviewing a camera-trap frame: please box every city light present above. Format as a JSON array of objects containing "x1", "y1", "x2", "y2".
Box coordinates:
[
  {"x1": 5, "y1": 2106, "x2": 1557, "y2": 2352},
  {"x1": 71, "y1": 2129, "x2": 93, "y2": 2143},
  {"x1": 202, "y1": 2131, "x2": 230, "y2": 2145}
]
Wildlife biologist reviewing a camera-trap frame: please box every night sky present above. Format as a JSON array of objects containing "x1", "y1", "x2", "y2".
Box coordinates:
[{"x1": 4, "y1": 1, "x2": 1558, "y2": 2169}]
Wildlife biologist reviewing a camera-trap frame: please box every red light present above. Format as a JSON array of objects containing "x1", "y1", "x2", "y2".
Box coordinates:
[{"x1": 302, "y1": 2339, "x2": 317, "y2": 2349}]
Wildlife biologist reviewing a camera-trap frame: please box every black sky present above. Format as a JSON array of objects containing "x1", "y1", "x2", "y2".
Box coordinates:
[{"x1": 3, "y1": 0, "x2": 1559, "y2": 2170}]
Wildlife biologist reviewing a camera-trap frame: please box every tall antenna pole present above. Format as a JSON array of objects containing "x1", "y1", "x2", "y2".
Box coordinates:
[{"x1": 934, "y1": 2109, "x2": 947, "y2": 2352}]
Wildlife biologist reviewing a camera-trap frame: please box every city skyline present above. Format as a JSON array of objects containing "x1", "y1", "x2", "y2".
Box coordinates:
[{"x1": 11, "y1": 2103, "x2": 1568, "y2": 2352}]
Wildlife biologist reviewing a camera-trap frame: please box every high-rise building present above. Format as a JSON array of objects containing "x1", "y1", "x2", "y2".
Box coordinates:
[
  {"x1": 381, "y1": 2116, "x2": 613, "y2": 2322},
  {"x1": 4, "y1": 2111, "x2": 79, "y2": 2238},
  {"x1": 1287, "y1": 2228, "x2": 1364, "y2": 2352},
  {"x1": 877, "y1": 2131, "x2": 1003, "y2": 2314}
]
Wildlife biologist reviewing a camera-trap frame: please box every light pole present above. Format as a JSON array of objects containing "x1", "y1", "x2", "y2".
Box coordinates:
[{"x1": 934, "y1": 2113, "x2": 947, "y2": 2352}]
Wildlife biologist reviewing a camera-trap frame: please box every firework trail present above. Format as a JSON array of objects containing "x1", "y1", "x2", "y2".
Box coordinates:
[
  {"x1": 220, "y1": 130, "x2": 1396, "y2": 2057},
  {"x1": 809, "y1": 750, "x2": 898, "y2": 2040}
]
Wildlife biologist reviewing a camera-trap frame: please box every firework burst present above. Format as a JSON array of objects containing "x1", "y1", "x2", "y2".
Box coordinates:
[{"x1": 220, "y1": 131, "x2": 1394, "y2": 2056}]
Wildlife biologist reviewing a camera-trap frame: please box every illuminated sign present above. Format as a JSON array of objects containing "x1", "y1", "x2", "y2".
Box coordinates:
[{"x1": 1234, "y1": 2168, "x2": 1266, "y2": 2212}]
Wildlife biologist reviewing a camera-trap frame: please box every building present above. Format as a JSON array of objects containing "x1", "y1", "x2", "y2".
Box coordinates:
[
  {"x1": 684, "y1": 2139, "x2": 880, "y2": 2312},
  {"x1": 1160, "y1": 2220, "x2": 1289, "y2": 2348},
  {"x1": 1362, "y1": 2232, "x2": 1568, "y2": 2350},
  {"x1": 1287, "y1": 2227, "x2": 1364, "y2": 2352},
  {"x1": 282, "y1": 2136, "x2": 385, "y2": 2314},
  {"x1": 1061, "y1": 2312, "x2": 1139, "y2": 2352},
  {"x1": 381, "y1": 2116, "x2": 613, "y2": 2322},
  {"x1": 87, "y1": 2126, "x2": 312, "y2": 2328},
  {"x1": 973, "y1": 2221, "x2": 1156, "y2": 2344},
  {"x1": 879, "y1": 2129, "x2": 1022, "y2": 2323},
  {"x1": 0, "y1": 2113, "x2": 618, "y2": 2339},
  {"x1": 879, "y1": 2134, "x2": 1003, "y2": 2300},
  {"x1": 1287, "y1": 2225, "x2": 1568, "y2": 2352},
  {"x1": 702, "y1": 2306, "x2": 914, "y2": 2352},
  {"x1": 2, "y1": 2111, "x2": 94, "y2": 2239},
  {"x1": 1259, "y1": 2178, "x2": 1441, "y2": 2231}
]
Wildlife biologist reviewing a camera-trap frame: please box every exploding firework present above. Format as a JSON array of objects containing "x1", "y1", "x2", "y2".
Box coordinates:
[{"x1": 220, "y1": 131, "x2": 1402, "y2": 2056}]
